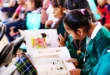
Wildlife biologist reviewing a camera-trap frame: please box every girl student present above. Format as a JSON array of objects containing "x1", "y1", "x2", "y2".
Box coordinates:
[
  {"x1": 50, "y1": 0, "x2": 66, "y2": 36},
  {"x1": 64, "y1": 9, "x2": 110, "y2": 75}
]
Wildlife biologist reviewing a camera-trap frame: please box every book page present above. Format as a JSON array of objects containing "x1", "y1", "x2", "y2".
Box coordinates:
[
  {"x1": 29, "y1": 47, "x2": 75, "y2": 75},
  {"x1": 35, "y1": 55, "x2": 69, "y2": 75},
  {"x1": 24, "y1": 29, "x2": 59, "y2": 54}
]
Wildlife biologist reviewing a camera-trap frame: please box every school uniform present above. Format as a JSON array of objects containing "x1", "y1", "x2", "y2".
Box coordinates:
[
  {"x1": 57, "y1": 19, "x2": 85, "y2": 68},
  {"x1": 89, "y1": 46, "x2": 110, "y2": 75},
  {"x1": 81, "y1": 22, "x2": 110, "y2": 75},
  {"x1": 66, "y1": 35, "x2": 86, "y2": 68},
  {"x1": 57, "y1": 19, "x2": 65, "y2": 36}
]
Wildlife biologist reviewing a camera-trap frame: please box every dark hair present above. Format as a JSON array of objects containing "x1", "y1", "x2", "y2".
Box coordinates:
[
  {"x1": 51, "y1": 0, "x2": 66, "y2": 8},
  {"x1": 51, "y1": 0, "x2": 66, "y2": 29},
  {"x1": 30, "y1": 0, "x2": 42, "y2": 9},
  {"x1": 65, "y1": 0, "x2": 90, "y2": 10},
  {"x1": 64, "y1": 9, "x2": 91, "y2": 32}
]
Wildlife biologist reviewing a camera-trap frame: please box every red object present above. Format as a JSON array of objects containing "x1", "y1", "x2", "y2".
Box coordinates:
[
  {"x1": 97, "y1": 6, "x2": 106, "y2": 16},
  {"x1": 104, "y1": 5, "x2": 110, "y2": 25}
]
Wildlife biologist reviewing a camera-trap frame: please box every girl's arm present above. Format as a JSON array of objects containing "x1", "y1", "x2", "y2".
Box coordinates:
[
  {"x1": 41, "y1": 0, "x2": 49, "y2": 24},
  {"x1": 11, "y1": 12, "x2": 19, "y2": 21},
  {"x1": 11, "y1": 5, "x2": 22, "y2": 21},
  {"x1": 41, "y1": 8, "x2": 48, "y2": 24}
]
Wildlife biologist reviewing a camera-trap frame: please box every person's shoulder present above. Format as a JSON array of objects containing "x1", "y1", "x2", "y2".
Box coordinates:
[{"x1": 96, "y1": 27, "x2": 110, "y2": 39}]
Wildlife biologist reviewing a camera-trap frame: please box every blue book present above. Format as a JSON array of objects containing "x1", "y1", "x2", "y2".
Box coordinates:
[{"x1": 26, "y1": 13, "x2": 41, "y2": 30}]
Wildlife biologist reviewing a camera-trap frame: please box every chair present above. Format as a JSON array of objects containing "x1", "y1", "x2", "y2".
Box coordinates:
[
  {"x1": 0, "y1": 36, "x2": 24, "y2": 66},
  {"x1": 0, "y1": 24, "x2": 6, "y2": 41},
  {"x1": 0, "y1": 42, "x2": 14, "y2": 66},
  {"x1": 12, "y1": 36, "x2": 25, "y2": 55}
]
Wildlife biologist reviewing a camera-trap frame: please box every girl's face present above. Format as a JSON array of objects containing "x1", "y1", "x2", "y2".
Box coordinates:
[
  {"x1": 53, "y1": 7, "x2": 64, "y2": 18},
  {"x1": 17, "y1": 0, "x2": 25, "y2": 5},
  {"x1": 64, "y1": 24, "x2": 86, "y2": 40},
  {"x1": 27, "y1": 0, "x2": 35, "y2": 11},
  {"x1": 97, "y1": 0, "x2": 106, "y2": 6}
]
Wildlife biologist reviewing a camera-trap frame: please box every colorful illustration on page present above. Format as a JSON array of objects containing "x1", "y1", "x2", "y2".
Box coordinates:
[{"x1": 31, "y1": 33, "x2": 51, "y2": 49}]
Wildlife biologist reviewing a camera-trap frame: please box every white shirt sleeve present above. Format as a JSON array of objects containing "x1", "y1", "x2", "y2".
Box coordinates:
[{"x1": 46, "y1": 4, "x2": 56, "y2": 20}]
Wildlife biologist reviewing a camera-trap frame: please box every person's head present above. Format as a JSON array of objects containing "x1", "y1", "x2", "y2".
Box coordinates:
[
  {"x1": 64, "y1": 9, "x2": 92, "y2": 40},
  {"x1": 27, "y1": 0, "x2": 42, "y2": 11},
  {"x1": 17, "y1": 0, "x2": 25, "y2": 5},
  {"x1": 51, "y1": 0, "x2": 66, "y2": 18},
  {"x1": 97, "y1": 0, "x2": 107, "y2": 6}
]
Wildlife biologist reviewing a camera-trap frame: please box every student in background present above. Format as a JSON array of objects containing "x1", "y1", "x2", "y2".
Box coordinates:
[
  {"x1": 65, "y1": 0, "x2": 90, "y2": 10},
  {"x1": 102, "y1": 0, "x2": 110, "y2": 30},
  {"x1": 0, "y1": 0, "x2": 18, "y2": 21},
  {"x1": 50, "y1": 0, "x2": 66, "y2": 36},
  {"x1": 26, "y1": 0, "x2": 42, "y2": 13},
  {"x1": 41, "y1": 0, "x2": 59, "y2": 29},
  {"x1": 97, "y1": 0, "x2": 107, "y2": 18},
  {"x1": 63, "y1": 9, "x2": 110, "y2": 75},
  {"x1": 10, "y1": 0, "x2": 27, "y2": 21},
  {"x1": 20, "y1": 0, "x2": 42, "y2": 30},
  {"x1": 45, "y1": 0, "x2": 90, "y2": 29},
  {"x1": 1, "y1": 0, "x2": 17, "y2": 8},
  {"x1": 3, "y1": 0, "x2": 28, "y2": 42}
]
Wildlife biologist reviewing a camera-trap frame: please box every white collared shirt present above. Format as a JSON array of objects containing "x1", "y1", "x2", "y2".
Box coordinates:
[
  {"x1": 32, "y1": 7, "x2": 42, "y2": 14},
  {"x1": 86, "y1": 22, "x2": 102, "y2": 47},
  {"x1": 91, "y1": 22, "x2": 102, "y2": 39}
]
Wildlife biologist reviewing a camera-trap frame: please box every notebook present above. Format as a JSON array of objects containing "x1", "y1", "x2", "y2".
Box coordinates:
[{"x1": 26, "y1": 13, "x2": 41, "y2": 30}]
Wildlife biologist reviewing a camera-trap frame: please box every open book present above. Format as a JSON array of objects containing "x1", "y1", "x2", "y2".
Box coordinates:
[
  {"x1": 29, "y1": 47, "x2": 75, "y2": 75},
  {"x1": 24, "y1": 29, "x2": 59, "y2": 54},
  {"x1": 24, "y1": 29, "x2": 75, "y2": 75}
]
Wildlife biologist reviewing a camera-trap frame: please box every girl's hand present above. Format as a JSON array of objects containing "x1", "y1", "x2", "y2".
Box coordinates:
[
  {"x1": 70, "y1": 69, "x2": 81, "y2": 75},
  {"x1": 45, "y1": 20, "x2": 53, "y2": 28},
  {"x1": 58, "y1": 34, "x2": 65, "y2": 47},
  {"x1": 67, "y1": 58, "x2": 79, "y2": 67}
]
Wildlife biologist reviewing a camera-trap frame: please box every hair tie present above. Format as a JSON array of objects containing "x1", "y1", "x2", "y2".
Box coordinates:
[{"x1": 80, "y1": 9, "x2": 85, "y2": 15}]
